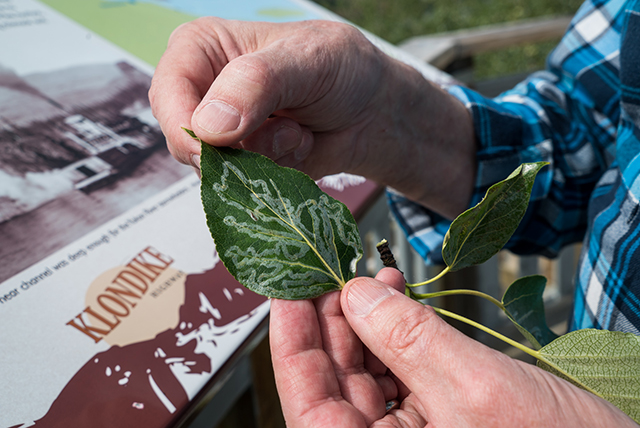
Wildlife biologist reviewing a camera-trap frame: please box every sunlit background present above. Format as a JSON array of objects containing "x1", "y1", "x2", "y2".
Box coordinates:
[{"x1": 312, "y1": 0, "x2": 583, "y2": 81}]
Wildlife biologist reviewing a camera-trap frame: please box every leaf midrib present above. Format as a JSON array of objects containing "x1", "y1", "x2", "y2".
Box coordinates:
[
  {"x1": 221, "y1": 152, "x2": 345, "y2": 287},
  {"x1": 272, "y1": 178, "x2": 345, "y2": 286}
]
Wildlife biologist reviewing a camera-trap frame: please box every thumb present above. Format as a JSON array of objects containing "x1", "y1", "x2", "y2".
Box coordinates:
[
  {"x1": 191, "y1": 51, "x2": 283, "y2": 144},
  {"x1": 341, "y1": 276, "x2": 640, "y2": 428},
  {"x1": 189, "y1": 46, "x2": 321, "y2": 168},
  {"x1": 340, "y1": 271, "x2": 484, "y2": 403}
]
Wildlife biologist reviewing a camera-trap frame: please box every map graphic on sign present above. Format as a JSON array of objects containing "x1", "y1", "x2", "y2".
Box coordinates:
[{"x1": 102, "y1": 0, "x2": 318, "y2": 21}]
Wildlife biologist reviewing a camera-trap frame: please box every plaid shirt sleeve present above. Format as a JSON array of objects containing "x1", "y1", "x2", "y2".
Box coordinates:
[{"x1": 389, "y1": 0, "x2": 623, "y2": 265}]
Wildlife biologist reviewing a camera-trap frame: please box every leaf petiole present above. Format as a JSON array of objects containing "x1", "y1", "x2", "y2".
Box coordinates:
[
  {"x1": 431, "y1": 306, "x2": 540, "y2": 359},
  {"x1": 407, "y1": 266, "x2": 451, "y2": 287},
  {"x1": 431, "y1": 307, "x2": 605, "y2": 400},
  {"x1": 412, "y1": 289, "x2": 506, "y2": 311}
]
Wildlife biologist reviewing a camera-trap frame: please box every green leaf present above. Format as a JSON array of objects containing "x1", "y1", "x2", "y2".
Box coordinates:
[
  {"x1": 537, "y1": 329, "x2": 640, "y2": 423},
  {"x1": 442, "y1": 162, "x2": 547, "y2": 271},
  {"x1": 502, "y1": 275, "x2": 559, "y2": 349},
  {"x1": 183, "y1": 128, "x2": 199, "y2": 139},
  {"x1": 198, "y1": 137, "x2": 363, "y2": 300}
]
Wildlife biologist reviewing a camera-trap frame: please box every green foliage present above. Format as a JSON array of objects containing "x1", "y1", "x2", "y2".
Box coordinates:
[
  {"x1": 442, "y1": 162, "x2": 547, "y2": 271},
  {"x1": 502, "y1": 275, "x2": 559, "y2": 349},
  {"x1": 198, "y1": 135, "x2": 362, "y2": 300}
]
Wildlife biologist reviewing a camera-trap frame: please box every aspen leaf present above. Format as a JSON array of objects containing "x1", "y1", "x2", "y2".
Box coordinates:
[
  {"x1": 537, "y1": 329, "x2": 640, "y2": 423},
  {"x1": 195, "y1": 132, "x2": 362, "y2": 300},
  {"x1": 442, "y1": 162, "x2": 547, "y2": 271},
  {"x1": 502, "y1": 275, "x2": 559, "y2": 349}
]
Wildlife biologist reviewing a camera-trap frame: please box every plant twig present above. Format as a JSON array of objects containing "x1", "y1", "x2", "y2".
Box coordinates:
[{"x1": 376, "y1": 239, "x2": 402, "y2": 273}]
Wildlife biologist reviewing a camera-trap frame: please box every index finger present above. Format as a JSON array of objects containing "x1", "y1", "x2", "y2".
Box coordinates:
[
  {"x1": 149, "y1": 21, "x2": 220, "y2": 165},
  {"x1": 149, "y1": 74, "x2": 202, "y2": 165},
  {"x1": 269, "y1": 298, "x2": 362, "y2": 426}
]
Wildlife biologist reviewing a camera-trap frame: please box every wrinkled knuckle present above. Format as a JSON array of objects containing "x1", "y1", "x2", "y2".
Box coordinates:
[
  {"x1": 315, "y1": 21, "x2": 382, "y2": 77},
  {"x1": 147, "y1": 85, "x2": 157, "y2": 108},
  {"x1": 147, "y1": 86, "x2": 165, "y2": 127},
  {"x1": 167, "y1": 20, "x2": 195, "y2": 45},
  {"x1": 148, "y1": 81, "x2": 161, "y2": 110},
  {"x1": 340, "y1": 22, "x2": 367, "y2": 42},
  {"x1": 297, "y1": 21, "x2": 355, "y2": 51},
  {"x1": 382, "y1": 305, "x2": 436, "y2": 358},
  {"x1": 165, "y1": 142, "x2": 187, "y2": 165},
  {"x1": 327, "y1": 22, "x2": 365, "y2": 49},
  {"x1": 231, "y1": 55, "x2": 279, "y2": 96},
  {"x1": 318, "y1": 20, "x2": 359, "y2": 37},
  {"x1": 326, "y1": 22, "x2": 372, "y2": 52},
  {"x1": 168, "y1": 17, "x2": 217, "y2": 45}
]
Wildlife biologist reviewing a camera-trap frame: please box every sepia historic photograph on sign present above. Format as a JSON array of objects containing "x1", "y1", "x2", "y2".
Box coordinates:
[{"x1": 0, "y1": 60, "x2": 192, "y2": 281}]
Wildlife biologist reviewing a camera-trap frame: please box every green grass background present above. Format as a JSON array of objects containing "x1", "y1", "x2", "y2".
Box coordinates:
[{"x1": 311, "y1": 0, "x2": 584, "y2": 79}]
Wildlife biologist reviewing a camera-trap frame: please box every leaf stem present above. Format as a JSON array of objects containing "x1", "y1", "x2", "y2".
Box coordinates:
[
  {"x1": 413, "y1": 289, "x2": 506, "y2": 311},
  {"x1": 431, "y1": 307, "x2": 603, "y2": 401},
  {"x1": 431, "y1": 306, "x2": 540, "y2": 360},
  {"x1": 408, "y1": 266, "x2": 451, "y2": 287}
]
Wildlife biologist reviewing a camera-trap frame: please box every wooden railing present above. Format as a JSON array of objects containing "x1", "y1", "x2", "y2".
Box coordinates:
[
  {"x1": 398, "y1": 15, "x2": 573, "y2": 96},
  {"x1": 398, "y1": 15, "x2": 572, "y2": 70}
]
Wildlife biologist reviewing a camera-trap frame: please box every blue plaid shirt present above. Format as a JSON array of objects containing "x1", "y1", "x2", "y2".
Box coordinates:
[{"x1": 389, "y1": 0, "x2": 640, "y2": 334}]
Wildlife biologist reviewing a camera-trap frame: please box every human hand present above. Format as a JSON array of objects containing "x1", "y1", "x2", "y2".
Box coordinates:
[
  {"x1": 150, "y1": 18, "x2": 392, "y2": 178},
  {"x1": 270, "y1": 268, "x2": 638, "y2": 427},
  {"x1": 149, "y1": 18, "x2": 476, "y2": 218}
]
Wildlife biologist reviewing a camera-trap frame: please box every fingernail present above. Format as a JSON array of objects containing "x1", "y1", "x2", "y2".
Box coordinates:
[
  {"x1": 195, "y1": 101, "x2": 241, "y2": 134},
  {"x1": 191, "y1": 154, "x2": 201, "y2": 169},
  {"x1": 294, "y1": 131, "x2": 313, "y2": 161},
  {"x1": 190, "y1": 154, "x2": 201, "y2": 178},
  {"x1": 347, "y1": 280, "x2": 392, "y2": 317},
  {"x1": 273, "y1": 126, "x2": 300, "y2": 156}
]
